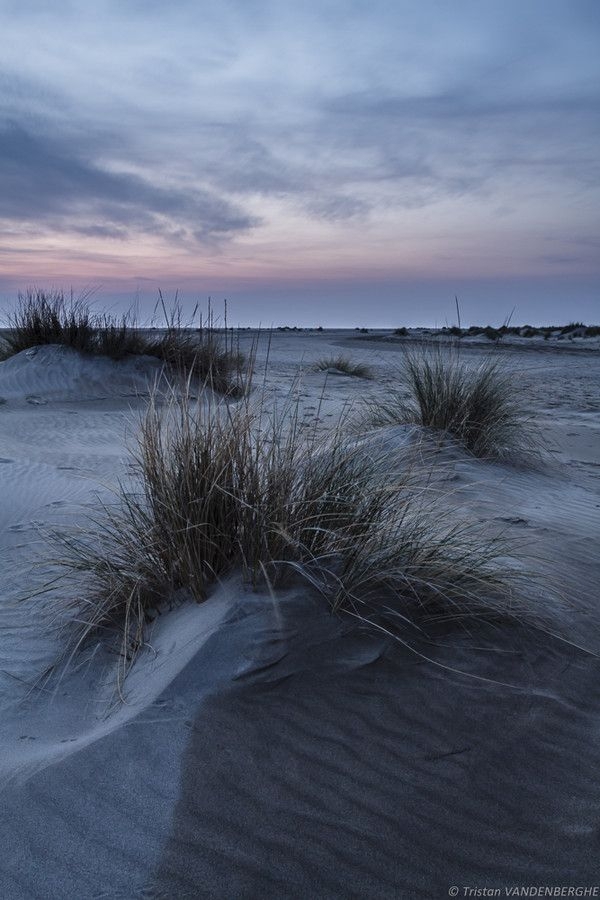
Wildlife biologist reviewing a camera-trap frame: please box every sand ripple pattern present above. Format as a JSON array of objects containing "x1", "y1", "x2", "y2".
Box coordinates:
[{"x1": 1, "y1": 594, "x2": 600, "y2": 898}]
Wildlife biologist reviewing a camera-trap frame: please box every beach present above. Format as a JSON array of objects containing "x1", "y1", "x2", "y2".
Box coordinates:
[{"x1": 1, "y1": 330, "x2": 599, "y2": 898}]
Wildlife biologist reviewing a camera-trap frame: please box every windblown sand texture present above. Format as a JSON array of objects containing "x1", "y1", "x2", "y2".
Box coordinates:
[{"x1": 1, "y1": 331, "x2": 599, "y2": 898}]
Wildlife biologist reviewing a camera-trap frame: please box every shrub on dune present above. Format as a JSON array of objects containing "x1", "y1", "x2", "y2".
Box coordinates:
[{"x1": 363, "y1": 346, "x2": 538, "y2": 460}]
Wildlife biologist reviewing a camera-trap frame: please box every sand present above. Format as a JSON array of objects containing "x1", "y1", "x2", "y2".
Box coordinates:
[{"x1": 1, "y1": 332, "x2": 599, "y2": 898}]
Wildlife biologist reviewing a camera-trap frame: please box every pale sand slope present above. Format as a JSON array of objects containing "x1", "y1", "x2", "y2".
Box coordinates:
[{"x1": 0, "y1": 335, "x2": 599, "y2": 898}]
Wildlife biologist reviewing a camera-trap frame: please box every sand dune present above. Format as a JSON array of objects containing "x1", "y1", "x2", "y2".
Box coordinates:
[
  {"x1": 0, "y1": 344, "x2": 162, "y2": 404},
  {"x1": 1, "y1": 334, "x2": 599, "y2": 897},
  {"x1": 2, "y1": 592, "x2": 600, "y2": 898}
]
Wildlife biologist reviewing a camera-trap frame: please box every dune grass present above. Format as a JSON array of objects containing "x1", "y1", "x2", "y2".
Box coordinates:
[
  {"x1": 1, "y1": 289, "x2": 245, "y2": 394},
  {"x1": 313, "y1": 355, "x2": 372, "y2": 378},
  {"x1": 55, "y1": 378, "x2": 519, "y2": 669},
  {"x1": 362, "y1": 345, "x2": 538, "y2": 460},
  {"x1": 4, "y1": 290, "x2": 97, "y2": 355},
  {"x1": 143, "y1": 295, "x2": 246, "y2": 395}
]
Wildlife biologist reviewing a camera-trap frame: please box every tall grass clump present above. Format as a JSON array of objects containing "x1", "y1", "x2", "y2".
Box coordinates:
[
  {"x1": 364, "y1": 345, "x2": 538, "y2": 460},
  {"x1": 143, "y1": 294, "x2": 246, "y2": 396},
  {"x1": 92, "y1": 311, "x2": 148, "y2": 359},
  {"x1": 4, "y1": 290, "x2": 98, "y2": 355},
  {"x1": 313, "y1": 355, "x2": 372, "y2": 378},
  {"x1": 56, "y1": 380, "x2": 519, "y2": 667}
]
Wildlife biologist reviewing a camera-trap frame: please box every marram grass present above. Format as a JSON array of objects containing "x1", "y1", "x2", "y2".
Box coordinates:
[
  {"x1": 312, "y1": 355, "x2": 373, "y2": 378},
  {"x1": 2, "y1": 289, "x2": 246, "y2": 395},
  {"x1": 55, "y1": 377, "x2": 523, "y2": 670},
  {"x1": 363, "y1": 344, "x2": 540, "y2": 460}
]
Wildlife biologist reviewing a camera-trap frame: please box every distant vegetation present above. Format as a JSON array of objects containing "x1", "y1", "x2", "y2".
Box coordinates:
[
  {"x1": 455, "y1": 323, "x2": 600, "y2": 340},
  {"x1": 1, "y1": 289, "x2": 246, "y2": 395},
  {"x1": 390, "y1": 323, "x2": 600, "y2": 341}
]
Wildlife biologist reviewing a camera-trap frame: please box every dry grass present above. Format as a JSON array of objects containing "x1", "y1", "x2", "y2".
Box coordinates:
[
  {"x1": 1, "y1": 289, "x2": 245, "y2": 394},
  {"x1": 363, "y1": 345, "x2": 539, "y2": 460},
  {"x1": 93, "y1": 312, "x2": 149, "y2": 359},
  {"x1": 139, "y1": 291, "x2": 246, "y2": 395},
  {"x1": 55, "y1": 378, "x2": 520, "y2": 669},
  {"x1": 313, "y1": 355, "x2": 372, "y2": 378},
  {"x1": 4, "y1": 290, "x2": 100, "y2": 356}
]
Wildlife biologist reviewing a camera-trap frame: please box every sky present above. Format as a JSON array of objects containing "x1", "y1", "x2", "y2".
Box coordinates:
[{"x1": 0, "y1": 0, "x2": 599, "y2": 327}]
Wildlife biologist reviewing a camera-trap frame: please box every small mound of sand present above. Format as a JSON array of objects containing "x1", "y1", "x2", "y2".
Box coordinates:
[{"x1": 0, "y1": 344, "x2": 162, "y2": 404}]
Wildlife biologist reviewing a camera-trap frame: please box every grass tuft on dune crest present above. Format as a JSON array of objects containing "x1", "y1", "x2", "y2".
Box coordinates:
[
  {"x1": 3, "y1": 289, "x2": 94, "y2": 356},
  {"x1": 1, "y1": 289, "x2": 245, "y2": 395}
]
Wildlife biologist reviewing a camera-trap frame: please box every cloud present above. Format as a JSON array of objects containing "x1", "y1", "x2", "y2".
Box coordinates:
[
  {"x1": 0, "y1": 121, "x2": 258, "y2": 242},
  {"x1": 319, "y1": 83, "x2": 600, "y2": 194},
  {"x1": 306, "y1": 194, "x2": 371, "y2": 222},
  {"x1": 0, "y1": 0, "x2": 598, "y2": 302}
]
